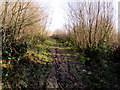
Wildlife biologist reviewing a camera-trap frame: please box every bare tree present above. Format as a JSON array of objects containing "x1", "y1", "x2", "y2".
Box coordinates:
[
  {"x1": 0, "y1": 1, "x2": 48, "y2": 47},
  {"x1": 66, "y1": 1, "x2": 117, "y2": 48}
]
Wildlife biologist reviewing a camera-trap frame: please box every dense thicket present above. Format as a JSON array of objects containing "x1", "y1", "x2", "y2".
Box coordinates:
[
  {"x1": 0, "y1": 1, "x2": 47, "y2": 64},
  {"x1": 57, "y1": 2, "x2": 120, "y2": 89},
  {"x1": 1, "y1": 1, "x2": 120, "y2": 89},
  {"x1": 1, "y1": 1, "x2": 52, "y2": 89},
  {"x1": 66, "y1": 2, "x2": 118, "y2": 48}
]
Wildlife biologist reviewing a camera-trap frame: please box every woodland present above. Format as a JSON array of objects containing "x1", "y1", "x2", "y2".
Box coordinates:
[{"x1": 0, "y1": 1, "x2": 120, "y2": 89}]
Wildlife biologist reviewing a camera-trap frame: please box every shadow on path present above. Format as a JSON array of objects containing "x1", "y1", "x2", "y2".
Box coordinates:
[{"x1": 46, "y1": 38, "x2": 87, "y2": 89}]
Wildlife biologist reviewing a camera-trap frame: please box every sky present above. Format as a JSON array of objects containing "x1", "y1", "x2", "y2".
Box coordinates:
[
  {"x1": 45, "y1": 0, "x2": 67, "y2": 31},
  {"x1": 39, "y1": 0, "x2": 119, "y2": 32},
  {"x1": 2, "y1": 0, "x2": 118, "y2": 31},
  {"x1": 40, "y1": 0, "x2": 68, "y2": 32}
]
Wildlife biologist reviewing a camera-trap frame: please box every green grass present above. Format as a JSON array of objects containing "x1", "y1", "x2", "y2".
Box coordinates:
[
  {"x1": 2, "y1": 36, "x2": 119, "y2": 89},
  {"x1": 2, "y1": 35, "x2": 53, "y2": 89}
]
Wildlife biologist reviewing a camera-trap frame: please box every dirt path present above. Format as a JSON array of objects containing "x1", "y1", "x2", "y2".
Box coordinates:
[{"x1": 47, "y1": 40, "x2": 85, "y2": 89}]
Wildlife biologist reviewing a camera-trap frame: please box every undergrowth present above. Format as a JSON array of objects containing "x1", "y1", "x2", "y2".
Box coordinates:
[
  {"x1": 2, "y1": 34, "x2": 52, "y2": 89},
  {"x1": 59, "y1": 37, "x2": 120, "y2": 89}
]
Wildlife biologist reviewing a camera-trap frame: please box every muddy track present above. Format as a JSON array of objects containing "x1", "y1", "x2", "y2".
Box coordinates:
[{"x1": 47, "y1": 43, "x2": 84, "y2": 89}]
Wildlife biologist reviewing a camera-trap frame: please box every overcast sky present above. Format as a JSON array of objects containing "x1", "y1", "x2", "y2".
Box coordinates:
[
  {"x1": 1, "y1": 0, "x2": 119, "y2": 31},
  {"x1": 40, "y1": 0, "x2": 68, "y2": 32},
  {"x1": 39, "y1": 0, "x2": 119, "y2": 32}
]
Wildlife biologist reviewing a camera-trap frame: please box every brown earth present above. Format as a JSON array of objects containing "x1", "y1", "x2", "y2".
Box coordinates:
[{"x1": 46, "y1": 42, "x2": 87, "y2": 89}]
